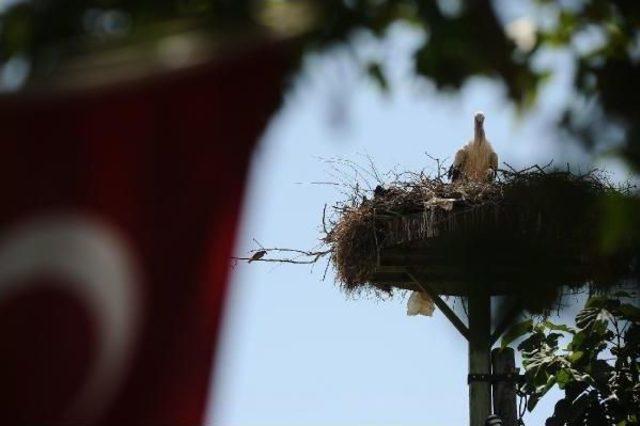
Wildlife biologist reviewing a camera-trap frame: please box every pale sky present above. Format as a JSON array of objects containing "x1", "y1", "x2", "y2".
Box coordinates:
[{"x1": 205, "y1": 8, "x2": 633, "y2": 426}]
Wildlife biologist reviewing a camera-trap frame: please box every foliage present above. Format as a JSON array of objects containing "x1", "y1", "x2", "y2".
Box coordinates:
[
  {"x1": 1, "y1": 1, "x2": 640, "y2": 172},
  {"x1": 504, "y1": 294, "x2": 640, "y2": 425}
]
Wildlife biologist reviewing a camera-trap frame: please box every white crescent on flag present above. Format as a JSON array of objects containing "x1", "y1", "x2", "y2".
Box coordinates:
[{"x1": 0, "y1": 213, "x2": 142, "y2": 424}]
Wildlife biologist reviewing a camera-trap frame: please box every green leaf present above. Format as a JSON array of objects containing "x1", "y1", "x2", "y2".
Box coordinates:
[
  {"x1": 527, "y1": 393, "x2": 540, "y2": 411},
  {"x1": 567, "y1": 393, "x2": 592, "y2": 421},
  {"x1": 576, "y1": 306, "x2": 610, "y2": 330},
  {"x1": 532, "y1": 376, "x2": 557, "y2": 402},
  {"x1": 546, "y1": 333, "x2": 564, "y2": 348},
  {"x1": 556, "y1": 368, "x2": 573, "y2": 389},
  {"x1": 618, "y1": 303, "x2": 640, "y2": 322},
  {"x1": 592, "y1": 319, "x2": 609, "y2": 336},
  {"x1": 501, "y1": 319, "x2": 533, "y2": 348},
  {"x1": 568, "y1": 351, "x2": 584, "y2": 364},
  {"x1": 518, "y1": 332, "x2": 544, "y2": 352},
  {"x1": 568, "y1": 331, "x2": 586, "y2": 351},
  {"x1": 543, "y1": 320, "x2": 576, "y2": 334},
  {"x1": 585, "y1": 296, "x2": 608, "y2": 309}
]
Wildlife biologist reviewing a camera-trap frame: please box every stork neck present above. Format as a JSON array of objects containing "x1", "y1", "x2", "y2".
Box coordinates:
[{"x1": 474, "y1": 124, "x2": 485, "y2": 143}]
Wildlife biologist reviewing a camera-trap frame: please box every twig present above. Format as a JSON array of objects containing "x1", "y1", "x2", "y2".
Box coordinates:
[
  {"x1": 252, "y1": 238, "x2": 265, "y2": 249},
  {"x1": 425, "y1": 152, "x2": 449, "y2": 181},
  {"x1": 322, "y1": 255, "x2": 332, "y2": 281},
  {"x1": 322, "y1": 203, "x2": 329, "y2": 235},
  {"x1": 232, "y1": 257, "x2": 326, "y2": 265},
  {"x1": 306, "y1": 181, "x2": 343, "y2": 186},
  {"x1": 502, "y1": 162, "x2": 518, "y2": 173},
  {"x1": 234, "y1": 247, "x2": 332, "y2": 265},
  {"x1": 247, "y1": 247, "x2": 330, "y2": 256},
  {"x1": 363, "y1": 152, "x2": 384, "y2": 185}
]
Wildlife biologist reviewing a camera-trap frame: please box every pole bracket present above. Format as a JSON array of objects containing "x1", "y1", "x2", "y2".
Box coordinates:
[{"x1": 467, "y1": 372, "x2": 523, "y2": 384}]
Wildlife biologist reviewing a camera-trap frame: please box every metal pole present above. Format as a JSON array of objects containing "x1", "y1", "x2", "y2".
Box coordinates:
[{"x1": 468, "y1": 289, "x2": 491, "y2": 426}]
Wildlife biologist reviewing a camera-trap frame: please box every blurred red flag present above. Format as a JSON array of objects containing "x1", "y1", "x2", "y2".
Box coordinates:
[{"x1": 0, "y1": 39, "x2": 287, "y2": 426}]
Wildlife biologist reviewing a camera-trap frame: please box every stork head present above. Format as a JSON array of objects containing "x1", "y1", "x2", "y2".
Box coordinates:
[{"x1": 474, "y1": 111, "x2": 485, "y2": 126}]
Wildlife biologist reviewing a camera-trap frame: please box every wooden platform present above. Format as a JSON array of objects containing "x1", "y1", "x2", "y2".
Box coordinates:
[{"x1": 366, "y1": 206, "x2": 602, "y2": 297}]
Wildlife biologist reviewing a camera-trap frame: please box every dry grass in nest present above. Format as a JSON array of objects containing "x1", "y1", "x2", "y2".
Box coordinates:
[{"x1": 325, "y1": 165, "x2": 638, "y2": 305}]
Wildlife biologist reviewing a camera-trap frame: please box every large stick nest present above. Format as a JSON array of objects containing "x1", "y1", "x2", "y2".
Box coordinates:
[{"x1": 325, "y1": 166, "x2": 639, "y2": 309}]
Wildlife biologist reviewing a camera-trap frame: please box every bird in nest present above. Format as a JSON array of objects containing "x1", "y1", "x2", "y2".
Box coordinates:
[
  {"x1": 373, "y1": 185, "x2": 387, "y2": 198},
  {"x1": 447, "y1": 112, "x2": 498, "y2": 183}
]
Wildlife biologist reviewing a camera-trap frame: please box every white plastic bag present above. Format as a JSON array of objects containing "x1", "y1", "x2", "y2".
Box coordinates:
[{"x1": 406, "y1": 291, "x2": 435, "y2": 316}]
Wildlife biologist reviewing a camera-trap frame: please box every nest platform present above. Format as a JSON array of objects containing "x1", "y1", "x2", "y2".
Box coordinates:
[{"x1": 327, "y1": 170, "x2": 638, "y2": 309}]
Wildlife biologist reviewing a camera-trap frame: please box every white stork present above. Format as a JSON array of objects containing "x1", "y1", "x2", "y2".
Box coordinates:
[{"x1": 448, "y1": 112, "x2": 498, "y2": 183}]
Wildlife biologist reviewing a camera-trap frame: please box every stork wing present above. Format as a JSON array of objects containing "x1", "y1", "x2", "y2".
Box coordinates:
[
  {"x1": 453, "y1": 147, "x2": 467, "y2": 168},
  {"x1": 489, "y1": 151, "x2": 498, "y2": 171},
  {"x1": 448, "y1": 147, "x2": 467, "y2": 181}
]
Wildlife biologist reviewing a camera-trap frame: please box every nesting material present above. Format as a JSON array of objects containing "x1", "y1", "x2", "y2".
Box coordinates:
[
  {"x1": 325, "y1": 169, "x2": 638, "y2": 311},
  {"x1": 406, "y1": 291, "x2": 435, "y2": 316}
]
